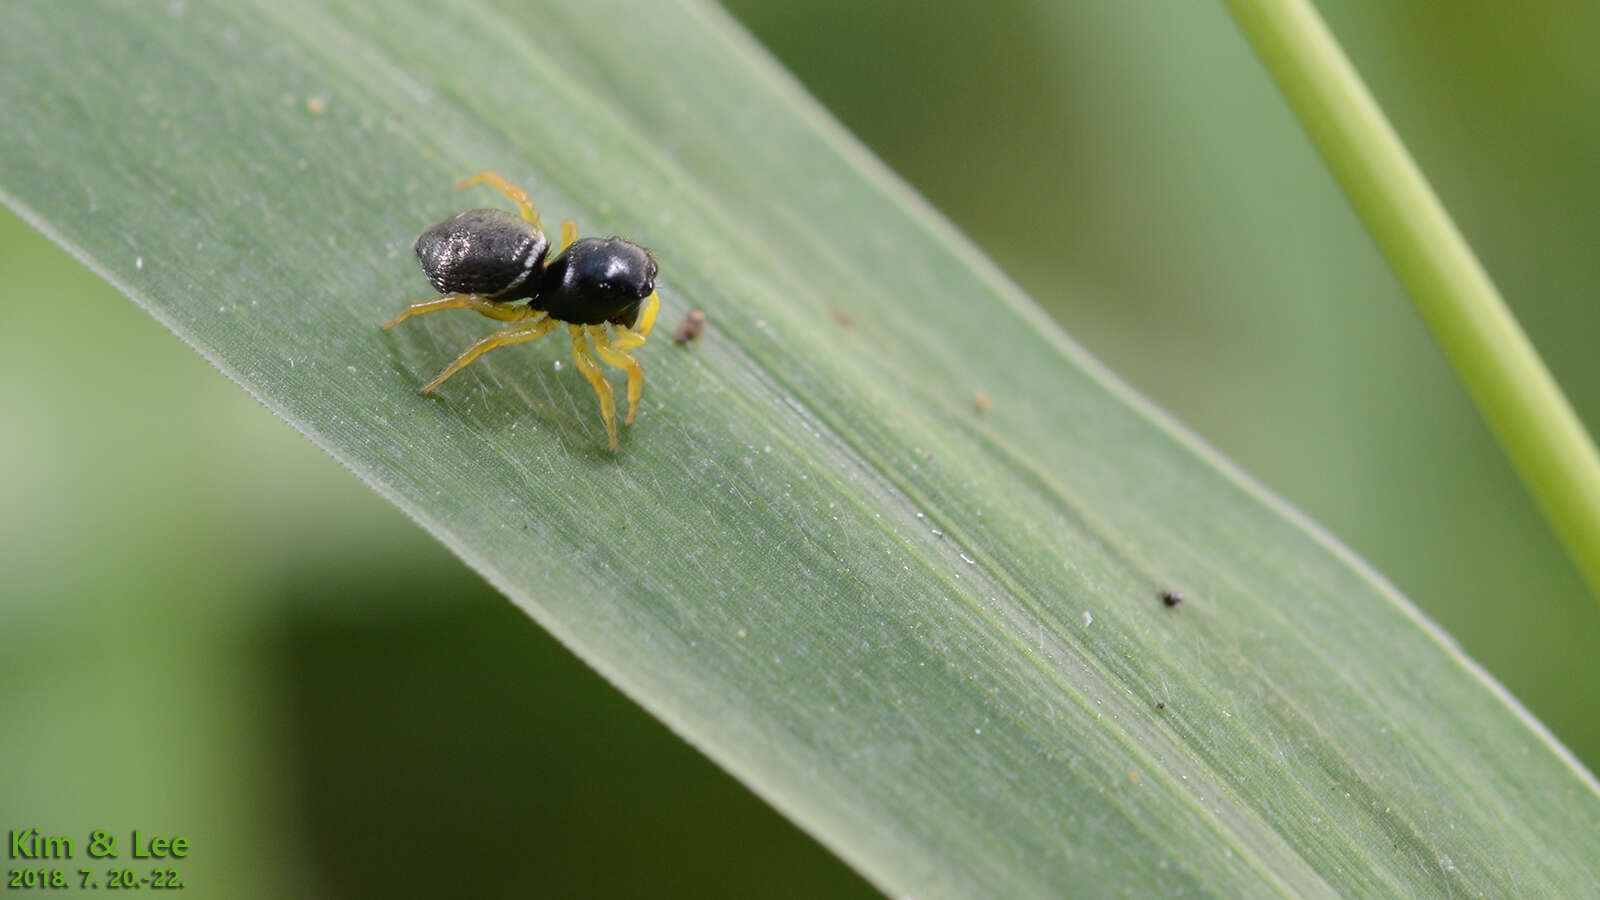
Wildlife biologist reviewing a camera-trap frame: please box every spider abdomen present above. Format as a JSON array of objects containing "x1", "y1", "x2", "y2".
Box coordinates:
[{"x1": 414, "y1": 209, "x2": 550, "y2": 298}]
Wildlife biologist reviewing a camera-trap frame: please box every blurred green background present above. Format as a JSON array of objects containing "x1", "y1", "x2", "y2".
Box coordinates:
[{"x1": 3, "y1": 0, "x2": 1596, "y2": 896}]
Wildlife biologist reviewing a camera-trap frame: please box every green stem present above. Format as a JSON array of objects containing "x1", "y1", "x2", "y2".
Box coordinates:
[{"x1": 1221, "y1": 0, "x2": 1600, "y2": 601}]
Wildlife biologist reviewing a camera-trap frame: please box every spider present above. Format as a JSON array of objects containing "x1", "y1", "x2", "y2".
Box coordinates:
[{"x1": 383, "y1": 171, "x2": 660, "y2": 452}]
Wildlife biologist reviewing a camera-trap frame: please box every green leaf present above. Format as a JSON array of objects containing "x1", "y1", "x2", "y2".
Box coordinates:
[{"x1": 3, "y1": 0, "x2": 1597, "y2": 896}]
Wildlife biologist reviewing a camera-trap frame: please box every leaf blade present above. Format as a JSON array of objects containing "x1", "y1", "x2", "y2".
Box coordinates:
[{"x1": 3, "y1": 0, "x2": 1598, "y2": 896}]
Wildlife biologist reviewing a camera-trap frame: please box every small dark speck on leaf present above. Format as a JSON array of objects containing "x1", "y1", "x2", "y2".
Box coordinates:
[
  {"x1": 674, "y1": 309, "x2": 707, "y2": 344},
  {"x1": 1160, "y1": 590, "x2": 1183, "y2": 607},
  {"x1": 1156, "y1": 701, "x2": 1166, "y2": 710}
]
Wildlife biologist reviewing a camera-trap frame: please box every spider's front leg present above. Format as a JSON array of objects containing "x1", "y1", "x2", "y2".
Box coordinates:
[
  {"x1": 569, "y1": 324, "x2": 619, "y2": 452},
  {"x1": 590, "y1": 325, "x2": 644, "y2": 426}
]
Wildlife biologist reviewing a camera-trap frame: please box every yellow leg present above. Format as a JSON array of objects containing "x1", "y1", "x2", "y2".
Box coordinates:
[
  {"x1": 560, "y1": 219, "x2": 578, "y2": 253},
  {"x1": 455, "y1": 170, "x2": 543, "y2": 231},
  {"x1": 590, "y1": 325, "x2": 644, "y2": 426},
  {"x1": 612, "y1": 325, "x2": 646, "y2": 350},
  {"x1": 465, "y1": 298, "x2": 539, "y2": 323},
  {"x1": 384, "y1": 293, "x2": 538, "y2": 329},
  {"x1": 569, "y1": 324, "x2": 618, "y2": 452},
  {"x1": 383, "y1": 294, "x2": 472, "y2": 329},
  {"x1": 419, "y1": 315, "x2": 555, "y2": 394},
  {"x1": 629, "y1": 290, "x2": 660, "y2": 338}
]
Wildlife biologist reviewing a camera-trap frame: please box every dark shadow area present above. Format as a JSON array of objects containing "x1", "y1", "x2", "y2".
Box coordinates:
[{"x1": 273, "y1": 566, "x2": 879, "y2": 899}]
